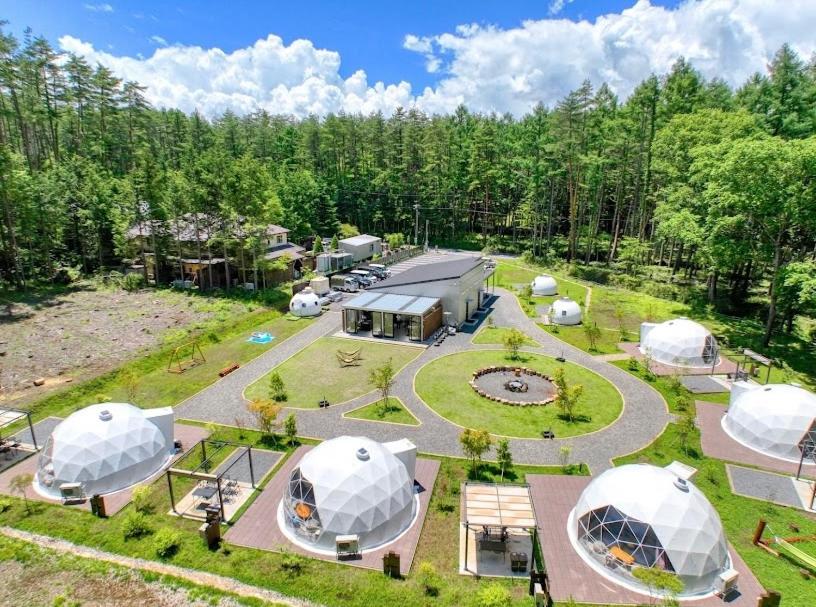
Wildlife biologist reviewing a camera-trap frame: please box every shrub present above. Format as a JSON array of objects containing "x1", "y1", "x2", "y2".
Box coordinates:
[
  {"x1": 476, "y1": 583, "x2": 512, "y2": 607},
  {"x1": 153, "y1": 528, "x2": 182, "y2": 558},
  {"x1": 416, "y1": 561, "x2": 441, "y2": 596},
  {"x1": 121, "y1": 511, "x2": 153, "y2": 539},
  {"x1": 268, "y1": 372, "x2": 287, "y2": 402},
  {"x1": 122, "y1": 272, "x2": 145, "y2": 291},
  {"x1": 627, "y1": 357, "x2": 640, "y2": 371},
  {"x1": 280, "y1": 550, "x2": 306, "y2": 575},
  {"x1": 131, "y1": 485, "x2": 154, "y2": 514},
  {"x1": 0, "y1": 498, "x2": 12, "y2": 513}
]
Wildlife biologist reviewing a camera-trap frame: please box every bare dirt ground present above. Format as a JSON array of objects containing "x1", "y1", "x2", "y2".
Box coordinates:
[
  {"x1": 0, "y1": 283, "x2": 246, "y2": 406},
  {"x1": 0, "y1": 559, "x2": 248, "y2": 607}
]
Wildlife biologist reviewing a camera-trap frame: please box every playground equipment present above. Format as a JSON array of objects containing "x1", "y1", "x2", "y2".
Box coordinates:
[
  {"x1": 336, "y1": 347, "x2": 362, "y2": 367},
  {"x1": 247, "y1": 332, "x2": 274, "y2": 344},
  {"x1": 167, "y1": 340, "x2": 206, "y2": 374},
  {"x1": 753, "y1": 519, "x2": 816, "y2": 570}
]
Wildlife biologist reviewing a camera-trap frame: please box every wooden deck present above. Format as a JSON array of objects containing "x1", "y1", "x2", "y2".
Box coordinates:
[
  {"x1": 0, "y1": 423, "x2": 209, "y2": 516},
  {"x1": 527, "y1": 474, "x2": 766, "y2": 606},
  {"x1": 225, "y1": 445, "x2": 439, "y2": 575},
  {"x1": 697, "y1": 401, "x2": 816, "y2": 479}
]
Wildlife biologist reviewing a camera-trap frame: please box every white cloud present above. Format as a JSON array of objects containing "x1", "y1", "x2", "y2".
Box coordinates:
[
  {"x1": 149, "y1": 35, "x2": 167, "y2": 46},
  {"x1": 60, "y1": 0, "x2": 816, "y2": 119},
  {"x1": 83, "y1": 3, "x2": 113, "y2": 12},
  {"x1": 548, "y1": 0, "x2": 575, "y2": 16}
]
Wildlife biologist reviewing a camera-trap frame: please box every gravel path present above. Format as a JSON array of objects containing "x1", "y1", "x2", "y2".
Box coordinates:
[
  {"x1": 0, "y1": 527, "x2": 323, "y2": 607},
  {"x1": 178, "y1": 289, "x2": 671, "y2": 473},
  {"x1": 726, "y1": 465, "x2": 804, "y2": 509}
]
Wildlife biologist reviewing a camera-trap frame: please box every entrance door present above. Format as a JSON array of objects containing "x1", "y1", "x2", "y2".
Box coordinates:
[
  {"x1": 344, "y1": 309, "x2": 358, "y2": 333},
  {"x1": 409, "y1": 315, "x2": 421, "y2": 341},
  {"x1": 383, "y1": 313, "x2": 394, "y2": 338},
  {"x1": 372, "y1": 312, "x2": 383, "y2": 337}
]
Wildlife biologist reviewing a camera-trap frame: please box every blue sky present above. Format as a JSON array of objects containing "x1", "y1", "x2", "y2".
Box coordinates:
[
  {"x1": 4, "y1": 1, "x2": 680, "y2": 91},
  {"x1": 0, "y1": 1, "x2": 811, "y2": 118}
]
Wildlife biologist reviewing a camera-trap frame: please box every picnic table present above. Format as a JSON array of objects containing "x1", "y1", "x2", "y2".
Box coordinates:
[{"x1": 193, "y1": 485, "x2": 218, "y2": 500}]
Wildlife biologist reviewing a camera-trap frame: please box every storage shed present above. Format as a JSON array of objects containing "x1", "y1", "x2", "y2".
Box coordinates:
[{"x1": 339, "y1": 235, "x2": 382, "y2": 263}]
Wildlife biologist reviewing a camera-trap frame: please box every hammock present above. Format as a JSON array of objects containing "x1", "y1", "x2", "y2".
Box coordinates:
[{"x1": 774, "y1": 536, "x2": 816, "y2": 569}]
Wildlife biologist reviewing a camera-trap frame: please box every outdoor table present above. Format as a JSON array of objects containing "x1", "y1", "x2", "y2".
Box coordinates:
[
  {"x1": 193, "y1": 485, "x2": 218, "y2": 500},
  {"x1": 609, "y1": 545, "x2": 635, "y2": 566}
]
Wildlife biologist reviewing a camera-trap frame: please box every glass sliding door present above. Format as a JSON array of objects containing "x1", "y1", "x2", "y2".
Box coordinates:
[
  {"x1": 383, "y1": 313, "x2": 394, "y2": 338},
  {"x1": 372, "y1": 312, "x2": 383, "y2": 337},
  {"x1": 344, "y1": 309, "x2": 358, "y2": 333},
  {"x1": 409, "y1": 315, "x2": 421, "y2": 341}
]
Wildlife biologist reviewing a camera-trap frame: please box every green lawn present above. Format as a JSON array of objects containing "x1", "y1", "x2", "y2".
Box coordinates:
[
  {"x1": 344, "y1": 397, "x2": 419, "y2": 425},
  {"x1": 494, "y1": 261, "x2": 588, "y2": 317},
  {"x1": 244, "y1": 337, "x2": 421, "y2": 408},
  {"x1": 471, "y1": 325, "x2": 540, "y2": 346},
  {"x1": 613, "y1": 366, "x2": 816, "y2": 606},
  {"x1": 415, "y1": 350, "x2": 623, "y2": 438}
]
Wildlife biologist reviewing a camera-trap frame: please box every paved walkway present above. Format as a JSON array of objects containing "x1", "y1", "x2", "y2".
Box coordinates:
[
  {"x1": 178, "y1": 289, "x2": 672, "y2": 473},
  {"x1": 726, "y1": 465, "x2": 815, "y2": 513},
  {"x1": 0, "y1": 527, "x2": 321, "y2": 607}
]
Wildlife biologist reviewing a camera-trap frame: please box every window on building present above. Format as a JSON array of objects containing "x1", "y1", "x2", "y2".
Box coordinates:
[{"x1": 277, "y1": 235, "x2": 283, "y2": 244}]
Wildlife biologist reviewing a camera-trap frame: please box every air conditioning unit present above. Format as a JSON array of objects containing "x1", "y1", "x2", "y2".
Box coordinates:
[
  {"x1": 336, "y1": 534, "x2": 360, "y2": 558},
  {"x1": 715, "y1": 568, "x2": 739, "y2": 598},
  {"x1": 59, "y1": 482, "x2": 85, "y2": 504}
]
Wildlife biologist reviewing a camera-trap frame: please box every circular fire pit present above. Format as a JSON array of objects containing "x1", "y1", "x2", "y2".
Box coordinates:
[{"x1": 470, "y1": 366, "x2": 556, "y2": 406}]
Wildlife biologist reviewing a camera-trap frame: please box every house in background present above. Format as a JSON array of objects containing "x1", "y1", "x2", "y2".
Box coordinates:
[{"x1": 339, "y1": 234, "x2": 382, "y2": 262}]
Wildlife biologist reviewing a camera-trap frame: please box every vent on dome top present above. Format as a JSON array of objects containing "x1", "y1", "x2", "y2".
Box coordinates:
[
  {"x1": 764, "y1": 387, "x2": 772, "y2": 392},
  {"x1": 356, "y1": 447, "x2": 370, "y2": 461},
  {"x1": 99, "y1": 410, "x2": 113, "y2": 421},
  {"x1": 673, "y1": 477, "x2": 689, "y2": 492}
]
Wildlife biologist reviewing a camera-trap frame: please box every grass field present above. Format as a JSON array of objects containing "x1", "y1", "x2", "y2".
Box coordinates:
[
  {"x1": 415, "y1": 350, "x2": 623, "y2": 438},
  {"x1": 612, "y1": 366, "x2": 816, "y2": 606},
  {"x1": 494, "y1": 261, "x2": 588, "y2": 317},
  {"x1": 244, "y1": 337, "x2": 421, "y2": 408},
  {"x1": 471, "y1": 325, "x2": 540, "y2": 346},
  {"x1": 344, "y1": 397, "x2": 419, "y2": 425}
]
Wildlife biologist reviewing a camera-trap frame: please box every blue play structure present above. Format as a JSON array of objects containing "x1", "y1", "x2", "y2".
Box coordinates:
[{"x1": 247, "y1": 332, "x2": 275, "y2": 344}]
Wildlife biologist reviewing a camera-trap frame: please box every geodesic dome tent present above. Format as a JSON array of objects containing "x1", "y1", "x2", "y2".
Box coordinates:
[
  {"x1": 569, "y1": 464, "x2": 730, "y2": 597},
  {"x1": 639, "y1": 318, "x2": 718, "y2": 368},
  {"x1": 551, "y1": 297, "x2": 581, "y2": 325},
  {"x1": 281, "y1": 436, "x2": 417, "y2": 552},
  {"x1": 289, "y1": 287, "x2": 321, "y2": 317},
  {"x1": 35, "y1": 403, "x2": 174, "y2": 499},
  {"x1": 723, "y1": 382, "x2": 816, "y2": 462},
  {"x1": 531, "y1": 274, "x2": 557, "y2": 296}
]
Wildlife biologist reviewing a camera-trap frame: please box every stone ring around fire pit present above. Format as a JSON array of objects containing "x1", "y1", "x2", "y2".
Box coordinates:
[{"x1": 469, "y1": 366, "x2": 556, "y2": 406}]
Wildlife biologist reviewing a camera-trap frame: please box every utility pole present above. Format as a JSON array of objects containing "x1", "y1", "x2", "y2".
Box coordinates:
[
  {"x1": 413, "y1": 204, "x2": 419, "y2": 246},
  {"x1": 424, "y1": 219, "x2": 429, "y2": 250}
]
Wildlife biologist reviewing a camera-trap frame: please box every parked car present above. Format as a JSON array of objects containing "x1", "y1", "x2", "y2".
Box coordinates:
[
  {"x1": 325, "y1": 290, "x2": 344, "y2": 302},
  {"x1": 350, "y1": 269, "x2": 376, "y2": 286},
  {"x1": 366, "y1": 263, "x2": 391, "y2": 279},
  {"x1": 330, "y1": 274, "x2": 360, "y2": 292}
]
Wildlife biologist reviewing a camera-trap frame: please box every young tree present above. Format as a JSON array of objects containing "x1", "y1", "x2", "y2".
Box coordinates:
[
  {"x1": 553, "y1": 367, "x2": 584, "y2": 422},
  {"x1": 9, "y1": 473, "x2": 33, "y2": 513},
  {"x1": 369, "y1": 358, "x2": 395, "y2": 406},
  {"x1": 495, "y1": 438, "x2": 513, "y2": 481},
  {"x1": 502, "y1": 328, "x2": 526, "y2": 360},
  {"x1": 246, "y1": 399, "x2": 281, "y2": 436},
  {"x1": 459, "y1": 428, "x2": 492, "y2": 476},
  {"x1": 582, "y1": 322, "x2": 602, "y2": 351},
  {"x1": 330, "y1": 234, "x2": 339, "y2": 251},
  {"x1": 268, "y1": 372, "x2": 287, "y2": 402},
  {"x1": 284, "y1": 413, "x2": 298, "y2": 446},
  {"x1": 676, "y1": 409, "x2": 697, "y2": 455},
  {"x1": 312, "y1": 236, "x2": 324, "y2": 255}
]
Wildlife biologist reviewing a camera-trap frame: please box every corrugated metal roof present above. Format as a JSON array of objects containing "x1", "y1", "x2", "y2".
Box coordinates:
[
  {"x1": 340, "y1": 234, "x2": 381, "y2": 246},
  {"x1": 343, "y1": 292, "x2": 439, "y2": 315}
]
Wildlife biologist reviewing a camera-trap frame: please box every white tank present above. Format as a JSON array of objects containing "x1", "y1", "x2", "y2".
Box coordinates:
[
  {"x1": 289, "y1": 287, "x2": 321, "y2": 317},
  {"x1": 310, "y1": 276, "x2": 330, "y2": 296},
  {"x1": 531, "y1": 275, "x2": 557, "y2": 296},
  {"x1": 551, "y1": 297, "x2": 581, "y2": 325}
]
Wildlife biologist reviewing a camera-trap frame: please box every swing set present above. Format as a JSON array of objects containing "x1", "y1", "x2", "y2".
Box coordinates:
[{"x1": 167, "y1": 340, "x2": 206, "y2": 374}]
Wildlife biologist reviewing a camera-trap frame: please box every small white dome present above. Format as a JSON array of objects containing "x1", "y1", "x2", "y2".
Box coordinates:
[
  {"x1": 35, "y1": 403, "x2": 173, "y2": 498},
  {"x1": 551, "y1": 297, "x2": 581, "y2": 325},
  {"x1": 723, "y1": 383, "x2": 816, "y2": 462},
  {"x1": 570, "y1": 464, "x2": 730, "y2": 597},
  {"x1": 640, "y1": 318, "x2": 718, "y2": 368},
  {"x1": 281, "y1": 436, "x2": 416, "y2": 551},
  {"x1": 289, "y1": 287, "x2": 321, "y2": 317},
  {"x1": 531, "y1": 275, "x2": 557, "y2": 296}
]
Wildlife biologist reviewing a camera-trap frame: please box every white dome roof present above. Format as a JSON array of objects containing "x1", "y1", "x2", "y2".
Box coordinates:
[
  {"x1": 640, "y1": 318, "x2": 718, "y2": 368},
  {"x1": 531, "y1": 275, "x2": 557, "y2": 296},
  {"x1": 281, "y1": 436, "x2": 416, "y2": 551},
  {"x1": 551, "y1": 297, "x2": 581, "y2": 325},
  {"x1": 35, "y1": 403, "x2": 172, "y2": 498},
  {"x1": 289, "y1": 287, "x2": 321, "y2": 317},
  {"x1": 723, "y1": 383, "x2": 816, "y2": 462},
  {"x1": 571, "y1": 464, "x2": 729, "y2": 596}
]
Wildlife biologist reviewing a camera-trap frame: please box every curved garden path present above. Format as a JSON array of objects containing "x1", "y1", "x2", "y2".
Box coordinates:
[{"x1": 177, "y1": 288, "x2": 671, "y2": 473}]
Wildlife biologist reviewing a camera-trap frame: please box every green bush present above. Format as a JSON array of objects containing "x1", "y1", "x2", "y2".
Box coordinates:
[
  {"x1": 416, "y1": 560, "x2": 441, "y2": 596},
  {"x1": 131, "y1": 485, "x2": 154, "y2": 514},
  {"x1": 122, "y1": 272, "x2": 145, "y2": 291},
  {"x1": 121, "y1": 511, "x2": 152, "y2": 539},
  {"x1": 153, "y1": 527, "x2": 182, "y2": 558},
  {"x1": 475, "y1": 583, "x2": 512, "y2": 607},
  {"x1": 0, "y1": 498, "x2": 12, "y2": 513}
]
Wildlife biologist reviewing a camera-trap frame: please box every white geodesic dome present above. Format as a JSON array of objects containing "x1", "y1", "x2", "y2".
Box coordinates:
[
  {"x1": 639, "y1": 318, "x2": 718, "y2": 368},
  {"x1": 289, "y1": 287, "x2": 321, "y2": 317},
  {"x1": 280, "y1": 436, "x2": 417, "y2": 551},
  {"x1": 569, "y1": 464, "x2": 730, "y2": 597},
  {"x1": 35, "y1": 403, "x2": 174, "y2": 499},
  {"x1": 531, "y1": 275, "x2": 557, "y2": 296},
  {"x1": 723, "y1": 383, "x2": 816, "y2": 462},
  {"x1": 551, "y1": 297, "x2": 581, "y2": 325}
]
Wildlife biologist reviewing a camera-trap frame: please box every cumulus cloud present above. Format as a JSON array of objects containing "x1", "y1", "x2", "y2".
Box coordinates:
[
  {"x1": 548, "y1": 0, "x2": 575, "y2": 16},
  {"x1": 60, "y1": 0, "x2": 816, "y2": 119},
  {"x1": 83, "y1": 3, "x2": 113, "y2": 12}
]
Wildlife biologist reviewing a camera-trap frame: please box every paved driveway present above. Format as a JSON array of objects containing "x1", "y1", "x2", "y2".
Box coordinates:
[{"x1": 177, "y1": 289, "x2": 671, "y2": 472}]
